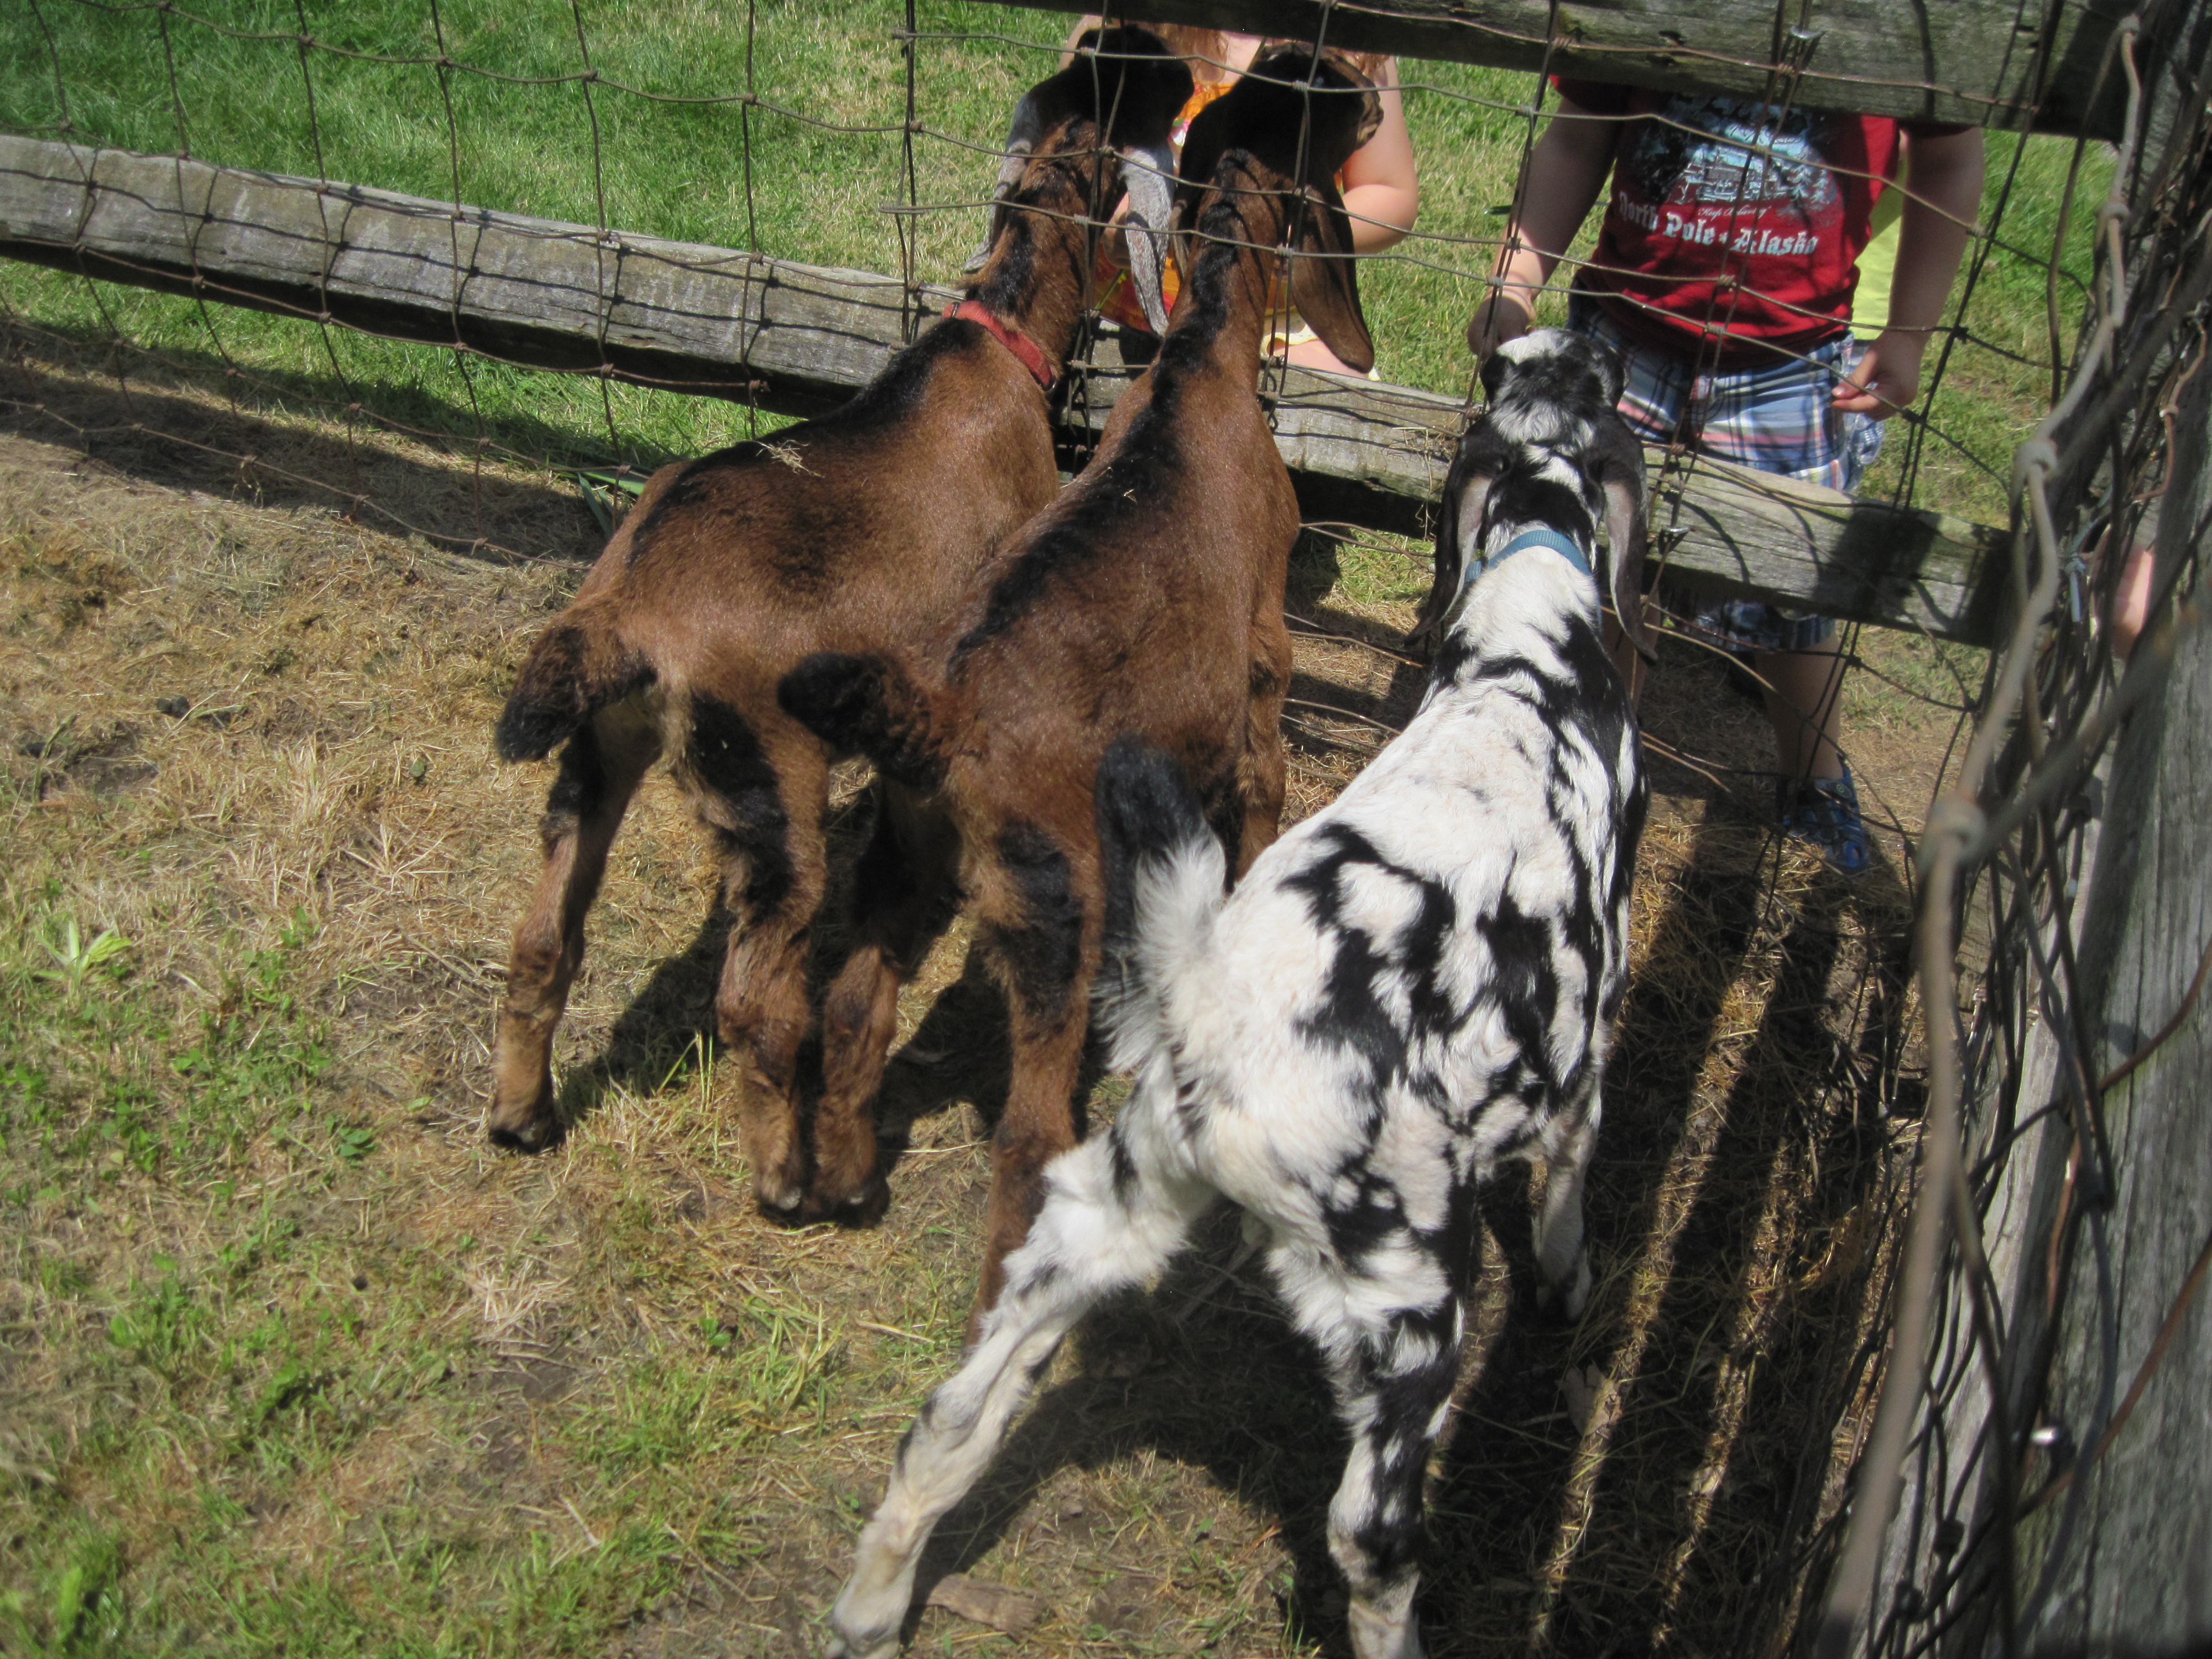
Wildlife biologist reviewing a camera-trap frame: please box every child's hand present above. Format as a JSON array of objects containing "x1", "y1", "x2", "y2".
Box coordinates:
[
  {"x1": 1833, "y1": 330, "x2": 1927, "y2": 417},
  {"x1": 1466, "y1": 293, "x2": 1533, "y2": 359}
]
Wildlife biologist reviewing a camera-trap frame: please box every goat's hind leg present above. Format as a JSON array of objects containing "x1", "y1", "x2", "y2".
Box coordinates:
[
  {"x1": 1235, "y1": 616, "x2": 1292, "y2": 875},
  {"x1": 828, "y1": 1123, "x2": 1208, "y2": 1659},
  {"x1": 809, "y1": 785, "x2": 961, "y2": 1220},
  {"x1": 968, "y1": 825, "x2": 1096, "y2": 1327},
  {"x1": 490, "y1": 703, "x2": 660, "y2": 1150},
  {"x1": 1531, "y1": 1071, "x2": 1603, "y2": 1321},
  {"x1": 1275, "y1": 1242, "x2": 1467, "y2": 1659}
]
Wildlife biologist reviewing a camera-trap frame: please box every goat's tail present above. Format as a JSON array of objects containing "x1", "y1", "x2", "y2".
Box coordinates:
[
  {"x1": 1093, "y1": 738, "x2": 1227, "y2": 1086},
  {"x1": 493, "y1": 602, "x2": 656, "y2": 763},
  {"x1": 776, "y1": 651, "x2": 950, "y2": 791}
]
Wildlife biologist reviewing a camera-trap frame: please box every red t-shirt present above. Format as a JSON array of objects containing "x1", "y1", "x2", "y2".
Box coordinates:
[{"x1": 1554, "y1": 80, "x2": 1961, "y2": 366}]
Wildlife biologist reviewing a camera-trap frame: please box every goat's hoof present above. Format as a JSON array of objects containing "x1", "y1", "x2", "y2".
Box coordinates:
[
  {"x1": 752, "y1": 1167, "x2": 808, "y2": 1221},
  {"x1": 1533, "y1": 1256, "x2": 1593, "y2": 1324},
  {"x1": 823, "y1": 1630, "x2": 899, "y2": 1659},
  {"x1": 802, "y1": 1173, "x2": 891, "y2": 1228},
  {"x1": 486, "y1": 1087, "x2": 562, "y2": 1153}
]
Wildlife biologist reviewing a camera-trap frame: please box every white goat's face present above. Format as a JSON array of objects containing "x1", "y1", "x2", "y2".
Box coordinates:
[
  {"x1": 1411, "y1": 330, "x2": 1653, "y2": 659},
  {"x1": 1485, "y1": 328, "x2": 1626, "y2": 427}
]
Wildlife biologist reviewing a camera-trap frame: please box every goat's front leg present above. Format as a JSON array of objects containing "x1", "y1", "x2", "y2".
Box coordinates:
[
  {"x1": 828, "y1": 1125, "x2": 1208, "y2": 1658},
  {"x1": 489, "y1": 708, "x2": 659, "y2": 1149},
  {"x1": 809, "y1": 787, "x2": 962, "y2": 1219},
  {"x1": 699, "y1": 716, "x2": 829, "y2": 1217},
  {"x1": 1237, "y1": 615, "x2": 1293, "y2": 876}
]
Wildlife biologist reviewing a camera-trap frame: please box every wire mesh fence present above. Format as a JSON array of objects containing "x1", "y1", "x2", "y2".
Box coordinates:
[{"x1": 0, "y1": 2, "x2": 2203, "y2": 1655}]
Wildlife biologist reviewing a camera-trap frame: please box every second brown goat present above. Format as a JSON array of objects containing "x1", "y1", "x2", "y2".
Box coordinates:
[{"x1": 781, "y1": 48, "x2": 1383, "y2": 1314}]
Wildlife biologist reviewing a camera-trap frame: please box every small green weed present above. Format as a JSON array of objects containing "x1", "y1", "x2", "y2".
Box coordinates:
[
  {"x1": 166, "y1": 910, "x2": 332, "y2": 1171},
  {"x1": 31, "y1": 915, "x2": 131, "y2": 1001},
  {"x1": 40, "y1": 1531, "x2": 123, "y2": 1656},
  {"x1": 107, "y1": 1263, "x2": 203, "y2": 1381}
]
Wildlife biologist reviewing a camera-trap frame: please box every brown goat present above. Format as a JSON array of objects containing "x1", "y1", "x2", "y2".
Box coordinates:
[
  {"x1": 781, "y1": 48, "x2": 1382, "y2": 1314},
  {"x1": 484, "y1": 32, "x2": 1193, "y2": 1218}
]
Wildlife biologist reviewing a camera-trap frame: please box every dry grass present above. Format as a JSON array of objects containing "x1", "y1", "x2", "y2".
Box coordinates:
[{"x1": 1, "y1": 341, "x2": 1952, "y2": 1657}]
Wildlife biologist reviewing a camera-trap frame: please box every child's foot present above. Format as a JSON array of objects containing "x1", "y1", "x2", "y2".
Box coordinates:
[{"x1": 1779, "y1": 766, "x2": 1872, "y2": 874}]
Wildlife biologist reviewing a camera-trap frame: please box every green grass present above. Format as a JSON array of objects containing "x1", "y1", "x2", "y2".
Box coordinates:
[
  {"x1": 0, "y1": 832, "x2": 841, "y2": 1658},
  {"x1": 0, "y1": 1, "x2": 2107, "y2": 517}
]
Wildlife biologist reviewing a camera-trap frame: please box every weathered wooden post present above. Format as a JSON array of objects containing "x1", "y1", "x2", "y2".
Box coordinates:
[{"x1": 1832, "y1": 1, "x2": 2212, "y2": 1650}]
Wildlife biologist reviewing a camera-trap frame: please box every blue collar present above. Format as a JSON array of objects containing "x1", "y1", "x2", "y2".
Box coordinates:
[{"x1": 1471, "y1": 527, "x2": 1592, "y2": 581}]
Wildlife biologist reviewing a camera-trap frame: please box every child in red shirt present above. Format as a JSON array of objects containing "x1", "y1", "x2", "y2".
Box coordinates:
[{"x1": 1470, "y1": 84, "x2": 1983, "y2": 872}]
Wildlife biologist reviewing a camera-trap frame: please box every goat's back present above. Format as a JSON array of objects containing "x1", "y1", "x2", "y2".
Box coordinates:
[
  {"x1": 602, "y1": 325, "x2": 1058, "y2": 649},
  {"x1": 1127, "y1": 554, "x2": 1644, "y2": 1235},
  {"x1": 930, "y1": 351, "x2": 1296, "y2": 818}
]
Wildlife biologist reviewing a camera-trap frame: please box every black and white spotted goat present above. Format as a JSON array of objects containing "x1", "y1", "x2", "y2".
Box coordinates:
[{"x1": 822, "y1": 329, "x2": 1654, "y2": 1659}]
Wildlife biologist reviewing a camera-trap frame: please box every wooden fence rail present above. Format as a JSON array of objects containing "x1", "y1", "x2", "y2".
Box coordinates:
[
  {"x1": 0, "y1": 134, "x2": 2006, "y2": 645},
  {"x1": 1009, "y1": 0, "x2": 2135, "y2": 137}
]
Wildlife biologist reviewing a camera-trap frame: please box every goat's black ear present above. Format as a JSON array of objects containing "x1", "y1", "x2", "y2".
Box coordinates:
[
  {"x1": 1479, "y1": 344, "x2": 1515, "y2": 405},
  {"x1": 1598, "y1": 427, "x2": 1657, "y2": 662},
  {"x1": 1287, "y1": 177, "x2": 1374, "y2": 376},
  {"x1": 1412, "y1": 428, "x2": 1490, "y2": 653}
]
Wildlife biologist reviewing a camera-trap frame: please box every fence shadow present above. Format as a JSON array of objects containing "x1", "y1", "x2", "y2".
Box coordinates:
[{"x1": 1, "y1": 325, "x2": 617, "y2": 564}]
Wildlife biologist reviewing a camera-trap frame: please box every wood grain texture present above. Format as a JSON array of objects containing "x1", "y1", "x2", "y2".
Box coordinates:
[
  {"x1": 2022, "y1": 296, "x2": 2212, "y2": 1654},
  {"x1": 1003, "y1": 0, "x2": 2135, "y2": 137},
  {"x1": 0, "y1": 134, "x2": 2005, "y2": 644}
]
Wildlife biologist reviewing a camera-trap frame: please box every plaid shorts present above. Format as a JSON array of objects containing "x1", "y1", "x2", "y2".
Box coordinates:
[{"x1": 1569, "y1": 294, "x2": 1883, "y2": 653}]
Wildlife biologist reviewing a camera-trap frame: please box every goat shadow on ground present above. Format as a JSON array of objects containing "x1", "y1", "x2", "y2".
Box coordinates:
[
  {"x1": 542, "y1": 782, "x2": 1098, "y2": 1193},
  {"x1": 541, "y1": 899, "x2": 1024, "y2": 1176},
  {"x1": 1425, "y1": 800, "x2": 1911, "y2": 1657}
]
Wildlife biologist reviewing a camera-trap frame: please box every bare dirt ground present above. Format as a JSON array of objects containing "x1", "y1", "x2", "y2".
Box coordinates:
[{"x1": 0, "y1": 358, "x2": 1971, "y2": 1657}]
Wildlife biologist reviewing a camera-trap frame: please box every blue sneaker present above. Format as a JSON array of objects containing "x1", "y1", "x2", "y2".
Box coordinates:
[{"x1": 1779, "y1": 766, "x2": 1873, "y2": 874}]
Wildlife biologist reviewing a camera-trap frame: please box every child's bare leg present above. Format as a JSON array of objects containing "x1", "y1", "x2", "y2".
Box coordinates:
[{"x1": 1757, "y1": 635, "x2": 1846, "y2": 781}]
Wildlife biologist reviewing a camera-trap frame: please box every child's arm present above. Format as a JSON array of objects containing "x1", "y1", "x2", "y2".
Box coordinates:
[
  {"x1": 1467, "y1": 92, "x2": 1619, "y2": 357},
  {"x1": 1338, "y1": 67, "x2": 1418, "y2": 254},
  {"x1": 1834, "y1": 126, "x2": 1984, "y2": 416}
]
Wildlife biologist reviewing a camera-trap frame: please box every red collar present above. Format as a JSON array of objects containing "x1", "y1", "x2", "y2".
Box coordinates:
[{"x1": 943, "y1": 299, "x2": 1055, "y2": 391}]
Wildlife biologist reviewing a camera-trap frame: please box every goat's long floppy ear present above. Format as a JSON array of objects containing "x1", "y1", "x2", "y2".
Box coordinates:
[
  {"x1": 1120, "y1": 139, "x2": 1178, "y2": 333},
  {"x1": 1598, "y1": 425, "x2": 1658, "y2": 662},
  {"x1": 1286, "y1": 176, "x2": 1374, "y2": 375},
  {"x1": 967, "y1": 88, "x2": 1048, "y2": 273},
  {"x1": 1314, "y1": 49, "x2": 1385, "y2": 150},
  {"x1": 1410, "y1": 426, "x2": 1491, "y2": 653}
]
